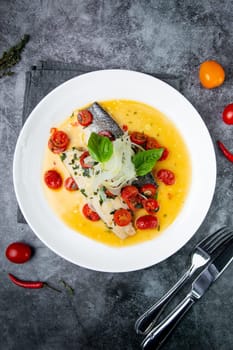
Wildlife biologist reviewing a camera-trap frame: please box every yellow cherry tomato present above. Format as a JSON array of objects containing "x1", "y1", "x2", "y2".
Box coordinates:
[{"x1": 199, "y1": 60, "x2": 225, "y2": 89}]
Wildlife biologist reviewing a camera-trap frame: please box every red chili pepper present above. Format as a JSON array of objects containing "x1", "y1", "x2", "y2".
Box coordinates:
[
  {"x1": 8, "y1": 273, "x2": 61, "y2": 292},
  {"x1": 217, "y1": 140, "x2": 233, "y2": 163}
]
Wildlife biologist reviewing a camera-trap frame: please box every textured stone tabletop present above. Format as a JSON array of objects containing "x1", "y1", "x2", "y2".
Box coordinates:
[{"x1": 1, "y1": 1, "x2": 233, "y2": 349}]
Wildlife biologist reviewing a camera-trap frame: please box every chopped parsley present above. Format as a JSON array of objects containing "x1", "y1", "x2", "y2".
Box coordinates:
[
  {"x1": 82, "y1": 168, "x2": 90, "y2": 177},
  {"x1": 80, "y1": 189, "x2": 87, "y2": 197},
  {"x1": 60, "y1": 153, "x2": 67, "y2": 161}
]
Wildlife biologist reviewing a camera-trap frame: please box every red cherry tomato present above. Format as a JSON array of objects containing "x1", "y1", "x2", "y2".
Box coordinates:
[
  {"x1": 121, "y1": 185, "x2": 139, "y2": 201},
  {"x1": 98, "y1": 130, "x2": 115, "y2": 141},
  {"x1": 122, "y1": 124, "x2": 128, "y2": 132},
  {"x1": 48, "y1": 129, "x2": 70, "y2": 154},
  {"x1": 82, "y1": 204, "x2": 100, "y2": 221},
  {"x1": 80, "y1": 151, "x2": 93, "y2": 168},
  {"x1": 136, "y1": 215, "x2": 158, "y2": 230},
  {"x1": 121, "y1": 185, "x2": 142, "y2": 211},
  {"x1": 44, "y1": 170, "x2": 62, "y2": 189},
  {"x1": 130, "y1": 132, "x2": 147, "y2": 145},
  {"x1": 78, "y1": 110, "x2": 93, "y2": 126},
  {"x1": 5, "y1": 242, "x2": 32, "y2": 264},
  {"x1": 140, "y1": 183, "x2": 157, "y2": 197},
  {"x1": 142, "y1": 198, "x2": 159, "y2": 214},
  {"x1": 159, "y1": 147, "x2": 169, "y2": 161},
  {"x1": 113, "y1": 209, "x2": 132, "y2": 226},
  {"x1": 157, "y1": 169, "x2": 175, "y2": 185},
  {"x1": 222, "y1": 103, "x2": 233, "y2": 125},
  {"x1": 126, "y1": 194, "x2": 143, "y2": 211},
  {"x1": 64, "y1": 177, "x2": 79, "y2": 191},
  {"x1": 145, "y1": 137, "x2": 160, "y2": 150}
]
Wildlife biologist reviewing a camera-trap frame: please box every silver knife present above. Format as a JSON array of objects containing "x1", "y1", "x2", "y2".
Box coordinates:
[{"x1": 141, "y1": 238, "x2": 233, "y2": 350}]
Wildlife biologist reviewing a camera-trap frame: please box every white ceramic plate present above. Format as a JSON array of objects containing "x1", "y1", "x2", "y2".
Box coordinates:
[{"x1": 13, "y1": 70, "x2": 216, "y2": 272}]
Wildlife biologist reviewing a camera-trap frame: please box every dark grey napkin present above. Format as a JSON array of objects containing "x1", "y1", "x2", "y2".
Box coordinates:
[{"x1": 18, "y1": 61, "x2": 183, "y2": 223}]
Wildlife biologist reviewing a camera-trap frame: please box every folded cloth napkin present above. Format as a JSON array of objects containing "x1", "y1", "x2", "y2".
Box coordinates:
[{"x1": 17, "y1": 61, "x2": 183, "y2": 223}]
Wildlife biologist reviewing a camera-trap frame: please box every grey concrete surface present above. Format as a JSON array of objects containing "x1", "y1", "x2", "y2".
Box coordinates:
[{"x1": 1, "y1": 1, "x2": 233, "y2": 349}]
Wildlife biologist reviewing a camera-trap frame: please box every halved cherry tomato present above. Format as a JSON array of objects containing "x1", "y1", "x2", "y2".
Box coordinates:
[
  {"x1": 145, "y1": 137, "x2": 160, "y2": 150},
  {"x1": 44, "y1": 170, "x2": 62, "y2": 189},
  {"x1": 130, "y1": 132, "x2": 147, "y2": 145},
  {"x1": 48, "y1": 129, "x2": 70, "y2": 154},
  {"x1": 142, "y1": 198, "x2": 159, "y2": 214},
  {"x1": 121, "y1": 185, "x2": 142, "y2": 211},
  {"x1": 78, "y1": 110, "x2": 93, "y2": 126},
  {"x1": 82, "y1": 204, "x2": 100, "y2": 221},
  {"x1": 157, "y1": 169, "x2": 175, "y2": 185},
  {"x1": 113, "y1": 209, "x2": 132, "y2": 226},
  {"x1": 98, "y1": 130, "x2": 115, "y2": 141},
  {"x1": 222, "y1": 103, "x2": 233, "y2": 125},
  {"x1": 140, "y1": 183, "x2": 157, "y2": 197},
  {"x1": 199, "y1": 60, "x2": 225, "y2": 89},
  {"x1": 121, "y1": 185, "x2": 139, "y2": 201},
  {"x1": 136, "y1": 215, "x2": 158, "y2": 230},
  {"x1": 5, "y1": 242, "x2": 32, "y2": 264},
  {"x1": 159, "y1": 147, "x2": 169, "y2": 161},
  {"x1": 64, "y1": 177, "x2": 79, "y2": 191},
  {"x1": 80, "y1": 151, "x2": 93, "y2": 168},
  {"x1": 126, "y1": 194, "x2": 143, "y2": 211}
]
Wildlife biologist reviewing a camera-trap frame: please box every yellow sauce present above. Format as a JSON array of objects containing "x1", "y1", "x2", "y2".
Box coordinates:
[{"x1": 42, "y1": 100, "x2": 191, "y2": 247}]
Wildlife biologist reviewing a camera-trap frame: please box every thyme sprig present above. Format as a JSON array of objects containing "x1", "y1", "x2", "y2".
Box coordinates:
[{"x1": 0, "y1": 34, "x2": 30, "y2": 78}]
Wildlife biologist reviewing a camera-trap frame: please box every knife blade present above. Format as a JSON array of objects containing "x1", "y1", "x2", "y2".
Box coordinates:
[{"x1": 141, "y1": 238, "x2": 233, "y2": 350}]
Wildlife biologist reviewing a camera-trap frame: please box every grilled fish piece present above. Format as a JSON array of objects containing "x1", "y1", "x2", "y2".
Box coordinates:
[
  {"x1": 84, "y1": 102, "x2": 157, "y2": 187},
  {"x1": 62, "y1": 149, "x2": 135, "y2": 239}
]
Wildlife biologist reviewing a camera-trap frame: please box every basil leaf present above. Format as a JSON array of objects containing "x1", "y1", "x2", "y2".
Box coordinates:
[
  {"x1": 88, "y1": 132, "x2": 113, "y2": 162},
  {"x1": 132, "y1": 148, "x2": 164, "y2": 176}
]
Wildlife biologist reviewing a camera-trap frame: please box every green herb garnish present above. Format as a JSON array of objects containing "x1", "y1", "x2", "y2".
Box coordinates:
[
  {"x1": 80, "y1": 189, "x2": 87, "y2": 197},
  {"x1": 60, "y1": 280, "x2": 75, "y2": 296},
  {"x1": 88, "y1": 132, "x2": 113, "y2": 163},
  {"x1": 82, "y1": 168, "x2": 90, "y2": 177},
  {"x1": 132, "y1": 148, "x2": 164, "y2": 176},
  {"x1": 0, "y1": 34, "x2": 30, "y2": 78},
  {"x1": 60, "y1": 153, "x2": 67, "y2": 161}
]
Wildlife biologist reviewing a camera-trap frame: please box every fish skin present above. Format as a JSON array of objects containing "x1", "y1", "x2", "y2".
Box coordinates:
[{"x1": 87, "y1": 102, "x2": 123, "y2": 137}]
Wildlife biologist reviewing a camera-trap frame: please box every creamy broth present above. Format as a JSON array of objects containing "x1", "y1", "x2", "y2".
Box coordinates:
[{"x1": 42, "y1": 100, "x2": 191, "y2": 247}]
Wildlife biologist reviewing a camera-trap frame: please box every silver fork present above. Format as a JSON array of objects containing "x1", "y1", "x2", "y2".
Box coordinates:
[{"x1": 135, "y1": 226, "x2": 233, "y2": 335}]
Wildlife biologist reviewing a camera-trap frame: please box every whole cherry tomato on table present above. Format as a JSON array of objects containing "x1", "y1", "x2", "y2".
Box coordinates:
[
  {"x1": 199, "y1": 60, "x2": 225, "y2": 89},
  {"x1": 5, "y1": 242, "x2": 32, "y2": 264},
  {"x1": 222, "y1": 103, "x2": 233, "y2": 125}
]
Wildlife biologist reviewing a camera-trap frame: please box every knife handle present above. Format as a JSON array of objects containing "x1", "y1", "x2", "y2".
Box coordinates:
[
  {"x1": 135, "y1": 270, "x2": 191, "y2": 334},
  {"x1": 141, "y1": 294, "x2": 195, "y2": 350}
]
